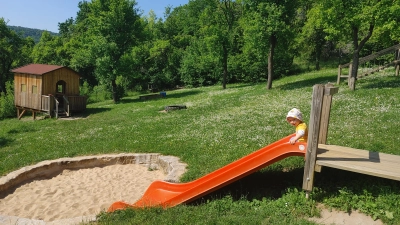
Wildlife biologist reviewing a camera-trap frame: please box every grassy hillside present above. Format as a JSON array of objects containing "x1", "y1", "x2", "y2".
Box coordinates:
[
  {"x1": 1, "y1": 68, "x2": 399, "y2": 224},
  {"x1": 7, "y1": 25, "x2": 58, "y2": 43}
]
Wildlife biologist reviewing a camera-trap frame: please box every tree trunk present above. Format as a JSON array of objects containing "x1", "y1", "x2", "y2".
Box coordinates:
[
  {"x1": 222, "y1": 44, "x2": 228, "y2": 89},
  {"x1": 267, "y1": 34, "x2": 277, "y2": 90},
  {"x1": 111, "y1": 79, "x2": 118, "y2": 103},
  {"x1": 349, "y1": 24, "x2": 374, "y2": 91}
]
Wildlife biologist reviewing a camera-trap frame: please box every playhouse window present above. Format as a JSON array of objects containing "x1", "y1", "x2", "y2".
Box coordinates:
[
  {"x1": 57, "y1": 84, "x2": 63, "y2": 93},
  {"x1": 32, "y1": 85, "x2": 38, "y2": 94},
  {"x1": 56, "y1": 80, "x2": 66, "y2": 94},
  {"x1": 21, "y1": 84, "x2": 26, "y2": 92}
]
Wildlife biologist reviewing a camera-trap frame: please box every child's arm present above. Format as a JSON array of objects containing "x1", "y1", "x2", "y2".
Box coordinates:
[{"x1": 289, "y1": 129, "x2": 305, "y2": 144}]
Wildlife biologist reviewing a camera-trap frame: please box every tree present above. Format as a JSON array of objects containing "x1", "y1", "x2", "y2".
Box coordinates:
[
  {"x1": 0, "y1": 18, "x2": 32, "y2": 94},
  {"x1": 31, "y1": 31, "x2": 61, "y2": 64},
  {"x1": 178, "y1": 0, "x2": 241, "y2": 88},
  {"x1": 241, "y1": 0, "x2": 298, "y2": 90},
  {"x1": 72, "y1": 0, "x2": 144, "y2": 102},
  {"x1": 203, "y1": 0, "x2": 241, "y2": 89},
  {"x1": 366, "y1": 0, "x2": 400, "y2": 50},
  {"x1": 315, "y1": 0, "x2": 383, "y2": 90},
  {"x1": 296, "y1": 1, "x2": 328, "y2": 70}
]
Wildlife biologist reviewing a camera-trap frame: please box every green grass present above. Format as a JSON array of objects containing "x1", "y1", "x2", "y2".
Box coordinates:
[{"x1": 1, "y1": 67, "x2": 399, "y2": 224}]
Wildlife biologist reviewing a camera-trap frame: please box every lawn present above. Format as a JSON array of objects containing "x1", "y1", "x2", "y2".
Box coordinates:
[{"x1": 1, "y1": 67, "x2": 399, "y2": 224}]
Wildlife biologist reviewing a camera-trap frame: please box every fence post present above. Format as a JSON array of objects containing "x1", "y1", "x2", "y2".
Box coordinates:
[
  {"x1": 347, "y1": 63, "x2": 353, "y2": 88},
  {"x1": 337, "y1": 65, "x2": 342, "y2": 85}
]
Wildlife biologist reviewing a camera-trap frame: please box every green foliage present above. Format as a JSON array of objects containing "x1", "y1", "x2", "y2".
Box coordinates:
[
  {"x1": 31, "y1": 31, "x2": 62, "y2": 64},
  {"x1": 0, "y1": 81, "x2": 16, "y2": 119},
  {"x1": 80, "y1": 81, "x2": 92, "y2": 97},
  {"x1": 86, "y1": 84, "x2": 112, "y2": 103},
  {"x1": 0, "y1": 18, "x2": 33, "y2": 93},
  {"x1": 68, "y1": 0, "x2": 144, "y2": 103}
]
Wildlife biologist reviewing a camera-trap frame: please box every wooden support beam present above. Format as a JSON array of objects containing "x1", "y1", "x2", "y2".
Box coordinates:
[
  {"x1": 302, "y1": 84, "x2": 338, "y2": 198},
  {"x1": 319, "y1": 84, "x2": 338, "y2": 144},
  {"x1": 17, "y1": 108, "x2": 26, "y2": 120},
  {"x1": 302, "y1": 84, "x2": 324, "y2": 197}
]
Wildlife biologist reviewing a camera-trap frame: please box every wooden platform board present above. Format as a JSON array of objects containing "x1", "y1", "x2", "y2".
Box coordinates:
[{"x1": 316, "y1": 144, "x2": 400, "y2": 181}]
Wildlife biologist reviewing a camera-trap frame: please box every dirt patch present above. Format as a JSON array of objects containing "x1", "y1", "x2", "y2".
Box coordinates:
[{"x1": 309, "y1": 204, "x2": 383, "y2": 225}]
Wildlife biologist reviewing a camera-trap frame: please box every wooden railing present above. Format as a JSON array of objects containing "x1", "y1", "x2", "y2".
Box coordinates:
[
  {"x1": 67, "y1": 96, "x2": 87, "y2": 112},
  {"x1": 63, "y1": 95, "x2": 70, "y2": 117},
  {"x1": 337, "y1": 44, "x2": 400, "y2": 84},
  {"x1": 41, "y1": 94, "x2": 87, "y2": 118},
  {"x1": 54, "y1": 97, "x2": 60, "y2": 119},
  {"x1": 41, "y1": 95, "x2": 51, "y2": 112}
]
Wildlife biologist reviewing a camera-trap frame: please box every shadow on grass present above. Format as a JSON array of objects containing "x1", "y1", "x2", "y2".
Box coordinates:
[
  {"x1": 227, "y1": 83, "x2": 256, "y2": 89},
  {"x1": 120, "y1": 98, "x2": 145, "y2": 104},
  {"x1": 78, "y1": 107, "x2": 111, "y2": 117},
  {"x1": 189, "y1": 165, "x2": 400, "y2": 206},
  {"x1": 8, "y1": 125, "x2": 37, "y2": 134},
  {"x1": 120, "y1": 90, "x2": 202, "y2": 104},
  {"x1": 0, "y1": 136, "x2": 13, "y2": 146},
  {"x1": 360, "y1": 76, "x2": 400, "y2": 89},
  {"x1": 162, "y1": 90, "x2": 203, "y2": 99},
  {"x1": 189, "y1": 167, "x2": 305, "y2": 205},
  {"x1": 312, "y1": 167, "x2": 400, "y2": 200},
  {"x1": 276, "y1": 75, "x2": 337, "y2": 90}
]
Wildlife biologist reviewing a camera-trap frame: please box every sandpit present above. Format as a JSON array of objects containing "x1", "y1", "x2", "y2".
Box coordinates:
[{"x1": 0, "y1": 153, "x2": 187, "y2": 225}]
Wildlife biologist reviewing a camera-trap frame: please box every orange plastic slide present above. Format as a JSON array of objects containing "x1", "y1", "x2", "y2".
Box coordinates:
[{"x1": 108, "y1": 135, "x2": 306, "y2": 212}]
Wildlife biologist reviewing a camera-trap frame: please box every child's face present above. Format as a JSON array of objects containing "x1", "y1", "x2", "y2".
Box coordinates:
[{"x1": 287, "y1": 117, "x2": 300, "y2": 127}]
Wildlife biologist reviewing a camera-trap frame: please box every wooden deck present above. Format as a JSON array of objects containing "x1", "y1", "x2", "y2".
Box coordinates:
[{"x1": 315, "y1": 144, "x2": 400, "y2": 181}]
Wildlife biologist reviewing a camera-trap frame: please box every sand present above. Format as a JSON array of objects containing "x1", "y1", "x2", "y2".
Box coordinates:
[
  {"x1": 0, "y1": 164, "x2": 166, "y2": 223},
  {"x1": 0, "y1": 158, "x2": 383, "y2": 225}
]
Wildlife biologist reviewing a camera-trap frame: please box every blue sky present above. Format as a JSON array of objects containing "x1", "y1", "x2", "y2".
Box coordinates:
[{"x1": 0, "y1": 0, "x2": 189, "y2": 33}]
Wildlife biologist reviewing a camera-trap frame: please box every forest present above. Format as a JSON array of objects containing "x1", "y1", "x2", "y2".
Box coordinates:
[
  {"x1": 7, "y1": 25, "x2": 58, "y2": 43},
  {"x1": 1, "y1": 0, "x2": 400, "y2": 104}
]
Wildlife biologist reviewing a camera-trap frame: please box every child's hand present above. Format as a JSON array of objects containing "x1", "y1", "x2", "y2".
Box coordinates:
[{"x1": 289, "y1": 137, "x2": 296, "y2": 144}]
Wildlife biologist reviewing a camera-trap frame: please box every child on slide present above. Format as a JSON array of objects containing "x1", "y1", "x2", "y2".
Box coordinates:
[{"x1": 286, "y1": 108, "x2": 308, "y2": 144}]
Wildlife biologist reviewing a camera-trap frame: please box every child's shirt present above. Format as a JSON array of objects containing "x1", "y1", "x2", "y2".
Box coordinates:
[{"x1": 296, "y1": 122, "x2": 308, "y2": 142}]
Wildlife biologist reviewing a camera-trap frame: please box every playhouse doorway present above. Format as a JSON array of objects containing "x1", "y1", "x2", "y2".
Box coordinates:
[{"x1": 56, "y1": 80, "x2": 66, "y2": 107}]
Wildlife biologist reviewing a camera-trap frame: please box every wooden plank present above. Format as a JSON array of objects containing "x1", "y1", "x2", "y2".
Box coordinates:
[
  {"x1": 302, "y1": 84, "x2": 325, "y2": 192},
  {"x1": 318, "y1": 84, "x2": 338, "y2": 144},
  {"x1": 18, "y1": 109, "x2": 26, "y2": 120},
  {"x1": 316, "y1": 144, "x2": 400, "y2": 181}
]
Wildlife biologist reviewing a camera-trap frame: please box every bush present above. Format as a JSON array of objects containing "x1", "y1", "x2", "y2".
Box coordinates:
[
  {"x1": 0, "y1": 81, "x2": 16, "y2": 119},
  {"x1": 88, "y1": 84, "x2": 112, "y2": 103}
]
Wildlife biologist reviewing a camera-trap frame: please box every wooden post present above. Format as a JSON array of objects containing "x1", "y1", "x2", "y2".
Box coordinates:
[
  {"x1": 337, "y1": 65, "x2": 342, "y2": 85},
  {"x1": 349, "y1": 77, "x2": 356, "y2": 91},
  {"x1": 347, "y1": 63, "x2": 352, "y2": 88},
  {"x1": 303, "y1": 84, "x2": 324, "y2": 198},
  {"x1": 303, "y1": 84, "x2": 339, "y2": 198},
  {"x1": 319, "y1": 84, "x2": 339, "y2": 144},
  {"x1": 17, "y1": 108, "x2": 26, "y2": 120}
]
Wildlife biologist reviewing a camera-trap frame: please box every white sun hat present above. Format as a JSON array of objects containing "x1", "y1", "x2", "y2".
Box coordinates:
[{"x1": 286, "y1": 108, "x2": 303, "y2": 122}]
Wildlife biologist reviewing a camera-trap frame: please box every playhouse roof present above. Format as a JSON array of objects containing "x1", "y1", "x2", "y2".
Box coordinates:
[{"x1": 11, "y1": 64, "x2": 66, "y2": 75}]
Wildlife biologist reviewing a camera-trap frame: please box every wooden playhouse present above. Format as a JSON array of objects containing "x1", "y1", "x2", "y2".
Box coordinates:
[{"x1": 12, "y1": 64, "x2": 87, "y2": 119}]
